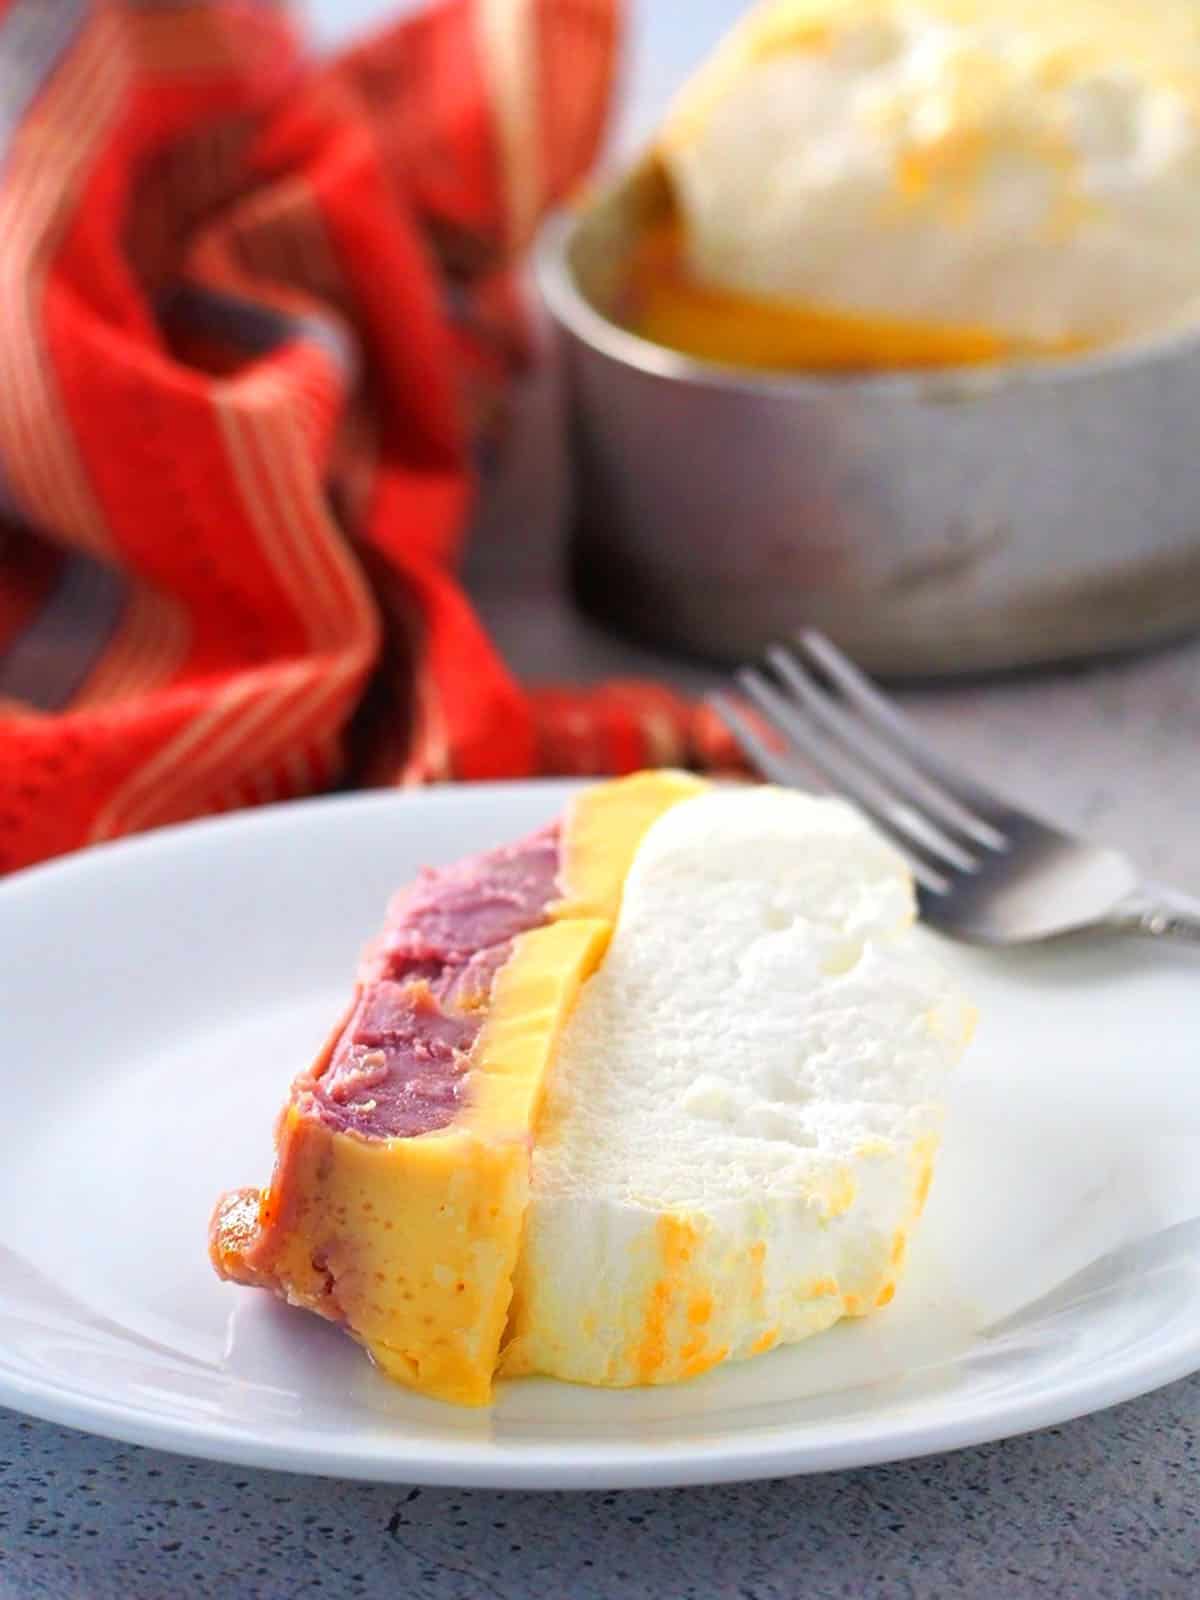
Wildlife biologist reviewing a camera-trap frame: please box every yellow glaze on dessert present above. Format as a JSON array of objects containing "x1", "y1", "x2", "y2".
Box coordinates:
[
  {"x1": 625, "y1": 219, "x2": 1080, "y2": 373},
  {"x1": 211, "y1": 771, "x2": 708, "y2": 1406}
]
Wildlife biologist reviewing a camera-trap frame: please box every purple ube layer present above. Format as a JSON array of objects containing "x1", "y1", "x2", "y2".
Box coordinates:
[{"x1": 301, "y1": 824, "x2": 562, "y2": 1138}]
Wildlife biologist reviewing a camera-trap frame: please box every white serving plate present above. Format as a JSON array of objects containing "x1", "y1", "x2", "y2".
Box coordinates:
[{"x1": 2, "y1": 782, "x2": 1199, "y2": 1488}]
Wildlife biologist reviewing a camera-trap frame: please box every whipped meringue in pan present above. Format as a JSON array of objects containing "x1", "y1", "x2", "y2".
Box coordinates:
[{"x1": 540, "y1": 108, "x2": 1200, "y2": 675}]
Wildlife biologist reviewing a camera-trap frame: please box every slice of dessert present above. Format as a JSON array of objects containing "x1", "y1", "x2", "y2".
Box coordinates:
[
  {"x1": 213, "y1": 773, "x2": 973, "y2": 1404},
  {"x1": 209, "y1": 771, "x2": 706, "y2": 1405}
]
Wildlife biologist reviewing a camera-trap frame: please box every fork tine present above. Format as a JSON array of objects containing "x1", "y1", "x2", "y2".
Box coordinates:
[
  {"x1": 729, "y1": 671, "x2": 956, "y2": 893},
  {"x1": 795, "y1": 629, "x2": 1011, "y2": 845},
  {"x1": 707, "y1": 691, "x2": 813, "y2": 790},
  {"x1": 737, "y1": 665, "x2": 975, "y2": 872},
  {"x1": 767, "y1": 644, "x2": 1004, "y2": 853}
]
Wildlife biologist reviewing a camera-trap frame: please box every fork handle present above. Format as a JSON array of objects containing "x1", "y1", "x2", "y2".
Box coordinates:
[{"x1": 1107, "y1": 883, "x2": 1200, "y2": 946}]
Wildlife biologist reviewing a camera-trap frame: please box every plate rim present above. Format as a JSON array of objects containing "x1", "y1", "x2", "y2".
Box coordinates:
[{"x1": 3, "y1": 1333, "x2": 1198, "y2": 1488}]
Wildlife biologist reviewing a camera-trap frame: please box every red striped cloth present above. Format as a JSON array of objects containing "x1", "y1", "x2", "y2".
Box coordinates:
[{"x1": 0, "y1": 0, "x2": 737, "y2": 876}]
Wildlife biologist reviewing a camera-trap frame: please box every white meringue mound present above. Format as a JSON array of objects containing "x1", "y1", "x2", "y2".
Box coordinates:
[
  {"x1": 659, "y1": 0, "x2": 1200, "y2": 346},
  {"x1": 504, "y1": 787, "x2": 974, "y2": 1389}
]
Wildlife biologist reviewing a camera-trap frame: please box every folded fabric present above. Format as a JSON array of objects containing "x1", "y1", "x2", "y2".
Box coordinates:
[{"x1": 0, "y1": 0, "x2": 736, "y2": 877}]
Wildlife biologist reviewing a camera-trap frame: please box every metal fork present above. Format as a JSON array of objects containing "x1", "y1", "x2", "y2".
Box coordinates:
[{"x1": 711, "y1": 630, "x2": 1200, "y2": 947}]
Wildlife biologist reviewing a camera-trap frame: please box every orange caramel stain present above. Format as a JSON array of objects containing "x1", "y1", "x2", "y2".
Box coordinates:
[
  {"x1": 876, "y1": 1282, "x2": 896, "y2": 1309},
  {"x1": 681, "y1": 1344, "x2": 729, "y2": 1382},
  {"x1": 914, "y1": 1163, "x2": 934, "y2": 1213},
  {"x1": 688, "y1": 1293, "x2": 714, "y2": 1327},
  {"x1": 809, "y1": 1277, "x2": 839, "y2": 1299},
  {"x1": 661, "y1": 1216, "x2": 699, "y2": 1270},
  {"x1": 843, "y1": 1293, "x2": 863, "y2": 1316},
  {"x1": 632, "y1": 1216, "x2": 702, "y2": 1383},
  {"x1": 681, "y1": 1332, "x2": 706, "y2": 1364},
  {"x1": 633, "y1": 1279, "x2": 674, "y2": 1384},
  {"x1": 891, "y1": 1230, "x2": 907, "y2": 1266},
  {"x1": 748, "y1": 1240, "x2": 766, "y2": 1305},
  {"x1": 748, "y1": 1325, "x2": 780, "y2": 1358}
]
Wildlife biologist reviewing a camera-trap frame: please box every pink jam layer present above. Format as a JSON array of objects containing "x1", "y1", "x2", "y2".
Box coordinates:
[{"x1": 299, "y1": 824, "x2": 561, "y2": 1138}]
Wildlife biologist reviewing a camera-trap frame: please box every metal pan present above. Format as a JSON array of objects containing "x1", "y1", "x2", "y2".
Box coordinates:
[{"x1": 537, "y1": 164, "x2": 1200, "y2": 675}]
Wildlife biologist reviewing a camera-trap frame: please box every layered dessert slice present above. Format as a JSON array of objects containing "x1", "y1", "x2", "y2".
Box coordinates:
[
  {"x1": 213, "y1": 773, "x2": 973, "y2": 1404},
  {"x1": 209, "y1": 771, "x2": 706, "y2": 1405}
]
